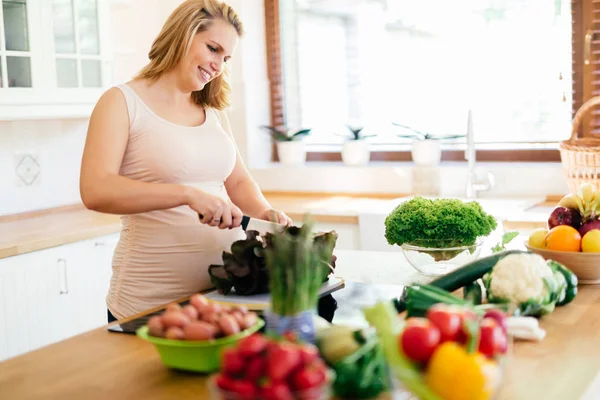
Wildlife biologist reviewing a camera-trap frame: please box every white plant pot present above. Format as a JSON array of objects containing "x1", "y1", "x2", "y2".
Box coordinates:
[
  {"x1": 342, "y1": 140, "x2": 371, "y2": 166},
  {"x1": 276, "y1": 141, "x2": 306, "y2": 166},
  {"x1": 411, "y1": 139, "x2": 442, "y2": 166}
]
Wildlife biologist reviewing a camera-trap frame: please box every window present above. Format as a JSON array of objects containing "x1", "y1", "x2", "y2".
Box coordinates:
[
  {"x1": 266, "y1": 0, "x2": 595, "y2": 162},
  {"x1": 0, "y1": 0, "x2": 32, "y2": 88},
  {"x1": 0, "y1": 0, "x2": 111, "y2": 119}
]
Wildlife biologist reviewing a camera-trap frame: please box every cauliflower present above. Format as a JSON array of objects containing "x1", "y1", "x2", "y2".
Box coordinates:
[{"x1": 487, "y1": 253, "x2": 555, "y2": 304}]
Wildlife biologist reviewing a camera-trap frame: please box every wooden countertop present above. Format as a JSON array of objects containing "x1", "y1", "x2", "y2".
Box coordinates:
[
  {"x1": 0, "y1": 192, "x2": 553, "y2": 260},
  {"x1": 0, "y1": 249, "x2": 598, "y2": 400}
]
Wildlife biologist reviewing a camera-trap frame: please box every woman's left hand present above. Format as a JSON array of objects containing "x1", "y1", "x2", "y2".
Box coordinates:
[{"x1": 259, "y1": 208, "x2": 293, "y2": 226}]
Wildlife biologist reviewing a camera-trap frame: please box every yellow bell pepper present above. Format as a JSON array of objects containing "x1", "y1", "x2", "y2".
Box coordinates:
[{"x1": 425, "y1": 342, "x2": 501, "y2": 400}]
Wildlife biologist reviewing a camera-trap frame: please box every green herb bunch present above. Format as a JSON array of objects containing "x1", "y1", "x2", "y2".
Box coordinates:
[
  {"x1": 265, "y1": 221, "x2": 338, "y2": 316},
  {"x1": 384, "y1": 196, "x2": 497, "y2": 251}
]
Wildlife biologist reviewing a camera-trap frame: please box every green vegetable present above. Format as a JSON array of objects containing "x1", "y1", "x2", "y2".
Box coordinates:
[
  {"x1": 547, "y1": 260, "x2": 578, "y2": 306},
  {"x1": 209, "y1": 226, "x2": 337, "y2": 297},
  {"x1": 463, "y1": 280, "x2": 483, "y2": 305},
  {"x1": 363, "y1": 302, "x2": 442, "y2": 400},
  {"x1": 384, "y1": 197, "x2": 497, "y2": 258},
  {"x1": 491, "y1": 231, "x2": 520, "y2": 253},
  {"x1": 264, "y1": 221, "x2": 338, "y2": 316},
  {"x1": 394, "y1": 250, "x2": 526, "y2": 313},
  {"x1": 403, "y1": 283, "x2": 511, "y2": 318},
  {"x1": 323, "y1": 328, "x2": 390, "y2": 399}
]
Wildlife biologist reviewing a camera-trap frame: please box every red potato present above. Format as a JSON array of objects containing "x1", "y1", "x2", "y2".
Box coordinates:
[
  {"x1": 181, "y1": 304, "x2": 199, "y2": 321},
  {"x1": 241, "y1": 313, "x2": 258, "y2": 330},
  {"x1": 204, "y1": 302, "x2": 222, "y2": 315},
  {"x1": 190, "y1": 294, "x2": 209, "y2": 313},
  {"x1": 147, "y1": 316, "x2": 165, "y2": 338},
  {"x1": 165, "y1": 326, "x2": 185, "y2": 340},
  {"x1": 166, "y1": 303, "x2": 182, "y2": 313},
  {"x1": 231, "y1": 311, "x2": 246, "y2": 327},
  {"x1": 233, "y1": 305, "x2": 249, "y2": 315},
  {"x1": 218, "y1": 314, "x2": 241, "y2": 336},
  {"x1": 183, "y1": 321, "x2": 218, "y2": 341},
  {"x1": 202, "y1": 311, "x2": 221, "y2": 324},
  {"x1": 161, "y1": 311, "x2": 190, "y2": 329}
]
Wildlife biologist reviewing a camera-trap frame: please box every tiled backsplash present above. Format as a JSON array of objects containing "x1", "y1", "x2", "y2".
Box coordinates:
[{"x1": 0, "y1": 120, "x2": 88, "y2": 216}]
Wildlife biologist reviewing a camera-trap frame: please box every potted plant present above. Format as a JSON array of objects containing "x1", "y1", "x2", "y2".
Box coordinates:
[
  {"x1": 393, "y1": 122, "x2": 465, "y2": 167},
  {"x1": 262, "y1": 126, "x2": 311, "y2": 166},
  {"x1": 338, "y1": 126, "x2": 377, "y2": 166}
]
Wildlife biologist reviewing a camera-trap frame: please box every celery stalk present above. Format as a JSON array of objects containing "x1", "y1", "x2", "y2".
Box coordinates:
[{"x1": 363, "y1": 301, "x2": 442, "y2": 400}]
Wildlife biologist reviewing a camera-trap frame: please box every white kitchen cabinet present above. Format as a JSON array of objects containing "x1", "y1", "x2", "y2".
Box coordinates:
[{"x1": 0, "y1": 233, "x2": 119, "y2": 362}]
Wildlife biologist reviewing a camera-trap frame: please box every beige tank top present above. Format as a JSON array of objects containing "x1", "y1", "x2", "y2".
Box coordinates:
[{"x1": 107, "y1": 83, "x2": 245, "y2": 319}]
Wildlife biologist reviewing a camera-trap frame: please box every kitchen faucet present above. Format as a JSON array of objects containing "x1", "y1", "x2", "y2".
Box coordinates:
[{"x1": 465, "y1": 109, "x2": 495, "y2": 199}]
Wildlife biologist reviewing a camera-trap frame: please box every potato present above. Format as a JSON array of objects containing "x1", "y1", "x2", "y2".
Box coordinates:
[
  {"x1": 161, "y1": 311, "x2": 190, "y2": 328},
  {"x1": 183, "y1": 321, "x2": 218, "y2": 341},
  {"x1": 181, "y1": 305, "x2": 199, "y2": 321},
  {"x1": 218, "y1": 314, "x2": 240, "y2": 336},
  {"x1": 241, "y1": 313, "x2": 258, "y2": 330},
  {"x1": 147, "y1": 316, "x2": 165, "y2": 338},
  {"x1": 204, "y1": 302, "x2": 222, "y2": 315},
  {"x1": 165, "y1": 326, "x2": 185, "y2": 340},
  {"x1": 190, "y1": 294, "x2": 209, "y2": 313}
]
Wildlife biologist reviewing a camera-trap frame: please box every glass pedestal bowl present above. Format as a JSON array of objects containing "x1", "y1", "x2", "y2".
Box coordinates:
[{"x1": 401, "y1": 239, "x2": 484, "y2": 276}]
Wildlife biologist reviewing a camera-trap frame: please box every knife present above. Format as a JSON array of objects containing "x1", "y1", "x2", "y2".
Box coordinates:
[{"x1": 198, "y1": 214, "x2": 285, "y2": 234}]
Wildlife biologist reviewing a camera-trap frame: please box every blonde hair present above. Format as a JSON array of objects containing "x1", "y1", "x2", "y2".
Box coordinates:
[{"x1": 135, "y1": 0, "x2": 244, "y2": 110}]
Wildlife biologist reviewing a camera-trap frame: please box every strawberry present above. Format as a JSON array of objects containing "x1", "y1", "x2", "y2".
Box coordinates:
[
  {"x1": 222, "y1": 348, "x2": 245, "y2": 376},
  {"x1": 215, "y1": 373, "x2": 235, "y2": 391},
  {"x1": 228, "y1": 379, "x2": 257, "y2": 399},
  {"x1": 291, "y1": 361, "x2": 327, "y2": 391},
  {"x1": 245, "y1": 356, "x2": 266, "y2": 381},
  {"x1": 260, "y1": 380, "x2": 294, "y2": 400},
  {"x1": 265, "y1": 342, "x2": 301, "y2": 381},
  {"x1": 237, "y1": 334, "x2": 269, "y2": 358},
  {"x1": 298, "y1": 344, "x2": 319, "y2": 365}
]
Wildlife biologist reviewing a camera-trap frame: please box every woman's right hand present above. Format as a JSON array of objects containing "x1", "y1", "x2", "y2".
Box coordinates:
[{"x1": 185, "y1": 186, "x2": 243, "y2": 229}]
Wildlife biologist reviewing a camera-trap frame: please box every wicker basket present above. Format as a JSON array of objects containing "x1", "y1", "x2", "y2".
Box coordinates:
[{"x1": 560, "y1": 96, "x2": 600, "y2": 193}]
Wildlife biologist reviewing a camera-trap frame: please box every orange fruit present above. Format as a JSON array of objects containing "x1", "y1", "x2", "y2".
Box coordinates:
[{"x1": 544, "y1": 225, "x2": 582, "y2": 252}]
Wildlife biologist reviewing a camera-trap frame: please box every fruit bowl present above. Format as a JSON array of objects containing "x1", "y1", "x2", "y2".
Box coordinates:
[
  {"x1": 524, "y1": 242, "x2": 600, "y2": 284},
  {"x1": 206, "y1": 370, "x2": 335, "y2": 400},
  {"x1": 401, "y1": 239, "x2": 484, "y2": 276},
  {"x1": 136, "y1": 318, "x2": 264, "y2": 373}
]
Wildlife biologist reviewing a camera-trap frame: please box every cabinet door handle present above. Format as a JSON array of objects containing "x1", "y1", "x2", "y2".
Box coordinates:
[{"x1": 58, "y1": 258, "x2": 69, "y2": 295}]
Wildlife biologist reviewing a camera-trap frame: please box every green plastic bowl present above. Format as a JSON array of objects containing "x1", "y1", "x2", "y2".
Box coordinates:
[{"x1": 136, "y1": 318, "x2": 264, "y2": 373}]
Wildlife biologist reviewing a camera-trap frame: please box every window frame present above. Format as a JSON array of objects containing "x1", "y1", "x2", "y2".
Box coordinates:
[
  {"x1": 0, "y1": 0, "x2": 112, "y2": 120},
  {"x1": 264, "y1": 0, "x2": 588, "y2": 164}
]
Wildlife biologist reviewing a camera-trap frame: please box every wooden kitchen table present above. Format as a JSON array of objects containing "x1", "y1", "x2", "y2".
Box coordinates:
[{"x1": 1, "y1": 252, "x2": 600, "y2": 400}]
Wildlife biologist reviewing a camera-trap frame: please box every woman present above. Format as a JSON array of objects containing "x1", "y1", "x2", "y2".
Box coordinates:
[{"x1": 80, "y1": 0, "x2": 291, "y2": 322}]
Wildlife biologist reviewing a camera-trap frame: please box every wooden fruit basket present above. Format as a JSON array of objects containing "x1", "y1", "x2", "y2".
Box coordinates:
[{"x1": 560, "y1": 96, "x2": 600, "y2": 193}]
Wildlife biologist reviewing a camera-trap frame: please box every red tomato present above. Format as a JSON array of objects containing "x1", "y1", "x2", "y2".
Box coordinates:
[
  {"x1": 260, "y1": 380, "x2": 294, "y2": 400},
  {"x1": 237, "y1": 334, "x2": 269, "y2": 358},
  {"x1": 266, "y1": 342, "x2": 302, "y2": 381},
  {"x1": 479, "y1": 318, "x2": 507, "y2": 358},
  {"x1": 426, "y1": 304, "x2": 463, "y2": 342},
  {"x1": 483, "y1": 309, "x2": 508, "y2": 334},
  {"x1": 399, "y1": 318, "x2": 441, "y2": 363},
  {"x1": 222, "y1": 348, "x2": 245, "y2": 376}
]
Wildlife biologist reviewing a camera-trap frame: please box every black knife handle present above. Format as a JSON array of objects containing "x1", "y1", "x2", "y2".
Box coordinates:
[{"x1": 198, "y1": 213, "x2": 250, "y2": 229}]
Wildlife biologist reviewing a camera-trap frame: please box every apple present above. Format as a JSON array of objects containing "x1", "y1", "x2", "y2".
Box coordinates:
[
  {"x1": 548, "y1": 207, "x2": 582, "y2": 230},
  {"x1": 579, "y1": 219, "x2": 600, "y2": 237}
]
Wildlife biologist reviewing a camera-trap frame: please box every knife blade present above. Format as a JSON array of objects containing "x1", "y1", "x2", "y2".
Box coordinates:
[{"x1": 198, "y1": 214, "x2": 285, "y2": 234}]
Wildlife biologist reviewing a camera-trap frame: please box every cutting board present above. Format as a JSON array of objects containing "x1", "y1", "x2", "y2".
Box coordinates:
[{"x1": 204, "y1": 276, "x2": 346, "y2": 311}]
